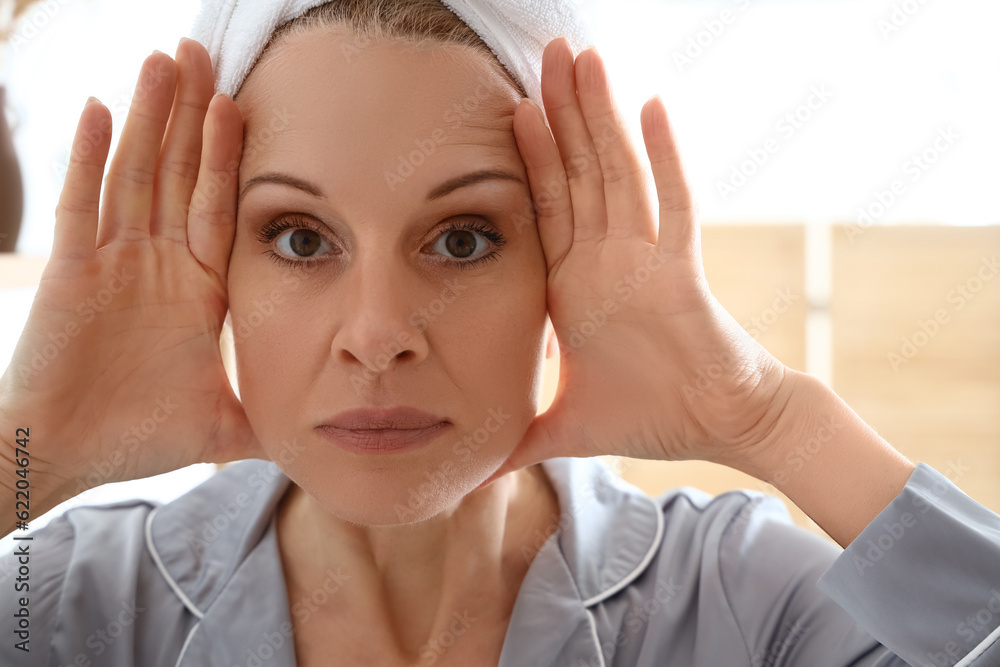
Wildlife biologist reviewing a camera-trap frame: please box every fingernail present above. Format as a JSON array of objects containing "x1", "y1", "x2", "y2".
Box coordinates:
[{"x1": 84, "y1": 96, "x2": 100, "y2": 109}]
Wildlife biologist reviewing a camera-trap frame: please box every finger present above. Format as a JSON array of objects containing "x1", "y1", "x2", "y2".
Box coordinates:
[
  {"x1": 540, "y1": 37, "x2": 608, "y2": 244},
  {"x1": 188, "y1": 93, "x2": 243, "y2": 282},
  {"x1": 201, "y1": 390, "x2": 269, "y2": 465},
  {"x1": 52, "y1": 98, "x2": 112, "y2": 261},
  {"x1": 96, "y1": 51, "x2": 177, "y2": 247},
  {"x1": 640, "y1": 96, "x2": 699, "y2": 257},
  {"x1": 575, "y1": 48, "x2": 658, "y2": 245},
  {"x1": 151, "y1": 38, "x2": 215, "y2": 242},
  {"x1": 512, "y1": 98, "x2": 574, "y2": 272}
]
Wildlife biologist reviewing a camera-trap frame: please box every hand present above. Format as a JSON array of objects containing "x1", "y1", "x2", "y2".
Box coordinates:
[
  {"x1": 483, "y1": 38, "x2": 797, "y2": 484},
  {"x1": 0, "y1": 38, "x2": 264, "y2": 512}
]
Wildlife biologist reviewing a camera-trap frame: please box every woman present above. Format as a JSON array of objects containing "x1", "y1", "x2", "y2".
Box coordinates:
[{"x1": 1, "y1": 0, "x2": 998, "y2": 665}]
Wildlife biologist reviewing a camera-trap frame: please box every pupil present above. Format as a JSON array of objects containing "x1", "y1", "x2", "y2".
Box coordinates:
[
  {"x1": 446, "y1": 230, "x2": 476, "y2": 258},
  {"x1": 290, "y1": 230, "x2": 319, "y2": 257}
]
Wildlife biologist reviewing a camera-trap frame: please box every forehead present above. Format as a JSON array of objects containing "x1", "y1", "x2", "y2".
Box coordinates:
[{"x1": 235, "y1": 27, "x2": 524, "y2": 190}]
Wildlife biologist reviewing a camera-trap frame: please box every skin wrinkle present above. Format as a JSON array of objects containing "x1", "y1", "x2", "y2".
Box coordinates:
[{"x1": 226, "y1": 24, "x2": 562, "y2": 665}]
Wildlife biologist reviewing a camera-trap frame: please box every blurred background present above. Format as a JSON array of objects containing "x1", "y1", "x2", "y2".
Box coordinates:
[{"x1": 0, "y1": 0, "x2": 997, "y2": 553}]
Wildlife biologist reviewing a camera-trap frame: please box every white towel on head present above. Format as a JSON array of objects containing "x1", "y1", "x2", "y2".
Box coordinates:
[{"x1": 188, "y1": 0, "x2": 597, "y2": 120}]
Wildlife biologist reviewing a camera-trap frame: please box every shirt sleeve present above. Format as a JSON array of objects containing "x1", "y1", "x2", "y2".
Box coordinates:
[
  {"x1": 815, "y1": 461, "x2": 1000, "y2": 667},
  {"x1": 718, "y1": 461, "x2": 1000, "y2": 667}
]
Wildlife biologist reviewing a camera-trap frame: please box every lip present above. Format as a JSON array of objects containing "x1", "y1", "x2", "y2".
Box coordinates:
[
  {"x1": 322, "y1": 406, "x2": 449, "y2": 431},
  {"x1": 318, "y1": 407, "x2": 450, "y2": 455}
]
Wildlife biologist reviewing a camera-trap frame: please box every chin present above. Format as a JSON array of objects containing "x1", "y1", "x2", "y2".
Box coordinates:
[{"x1": 284, "y1": 448, "x2": 507, "y2": 527}]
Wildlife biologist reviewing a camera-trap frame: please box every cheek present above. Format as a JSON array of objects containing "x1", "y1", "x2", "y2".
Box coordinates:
[
  {"x1": 231, "y1": 324, "x2": 299, "y2": 445},
  {"x1": 228, "y1": 267, "x2": 320, "y2": 440},
  {"x1": 446, "y1": 277, "x2": 548, "y2": 429}
]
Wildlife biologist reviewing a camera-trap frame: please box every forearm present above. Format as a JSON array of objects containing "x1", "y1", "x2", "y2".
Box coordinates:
[{"x1": 728, "y1": 369, "x2": 917, "y2": 548}]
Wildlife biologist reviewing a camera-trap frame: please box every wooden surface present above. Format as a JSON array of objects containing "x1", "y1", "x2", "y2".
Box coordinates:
[{"x1": 831, "y1": 225, "x2": 1000, "y2": 522}]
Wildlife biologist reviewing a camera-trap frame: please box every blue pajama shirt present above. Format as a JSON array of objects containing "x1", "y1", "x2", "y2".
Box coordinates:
[{"x1": 1, "y1": 456, "x2": 998, "y2": 666}]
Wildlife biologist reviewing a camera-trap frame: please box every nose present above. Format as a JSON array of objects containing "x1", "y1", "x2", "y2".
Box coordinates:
[{"x1": 330, "y1": 252, "x2": 429, "y2": 375}]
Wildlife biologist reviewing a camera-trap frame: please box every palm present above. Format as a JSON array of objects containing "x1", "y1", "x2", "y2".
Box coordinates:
[{"x1": 19, "y1": 243, "x2": 249, "y2": 483}]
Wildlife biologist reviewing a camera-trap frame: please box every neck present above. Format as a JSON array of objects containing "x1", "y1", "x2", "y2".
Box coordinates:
[{"x1": 275, "y1": 463, "x2": 561, "y2": 660}]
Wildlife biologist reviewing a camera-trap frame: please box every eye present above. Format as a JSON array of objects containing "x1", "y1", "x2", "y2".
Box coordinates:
[
  {"x1": 256, "y1": 215, "x2": 336, "y2": 267},
  {"x1": 276, "y1": 228, "x2": 330, "y2": 258},
  {"x1": 431, "y1": 219, "x2": 507, "y2": 269}
]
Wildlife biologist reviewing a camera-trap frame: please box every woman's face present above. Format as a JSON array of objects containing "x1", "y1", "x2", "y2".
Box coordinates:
[{"x1": 228, "y1": 27, "x2": 551, "y2": 525}]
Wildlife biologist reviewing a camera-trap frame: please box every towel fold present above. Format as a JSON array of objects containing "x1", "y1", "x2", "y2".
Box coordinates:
[{"x1": 188, "y1": 0, "x2": 597, "y2": 120}]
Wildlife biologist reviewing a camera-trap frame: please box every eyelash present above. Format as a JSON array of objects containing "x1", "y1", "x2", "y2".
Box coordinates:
[{"x1": 255, "y1": 215, "x2": 508, "y2": 270}]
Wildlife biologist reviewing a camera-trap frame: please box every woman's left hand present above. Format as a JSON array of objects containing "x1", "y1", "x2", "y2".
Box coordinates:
[{"x1": 485, "y1": 37, "x2": 800, "y2": 484}]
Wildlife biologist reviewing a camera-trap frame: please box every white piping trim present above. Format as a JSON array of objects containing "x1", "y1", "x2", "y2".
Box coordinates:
[
  {"x1": 144, "y1": 506, "x2": 205, "y2": 620},
  {"x1": 581, "y1": 493, "x2": 665, "y2": 607},
  {"x1": 585, "y1": 608, "x2": 608, "y2": 667},
  {"x1": 954, "y1": 623, "x2": 1000, "y2": 667},
  {"x1": 173, "y1": 621, "x2": 201, "y2": 667}
]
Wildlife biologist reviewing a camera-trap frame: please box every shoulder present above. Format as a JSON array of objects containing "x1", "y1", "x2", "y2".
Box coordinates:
[
  {"x1": 0, "y1": 457, "x2": 280, "y2": 569},
  {"x1": 0, "y1": 496, "x2": 158, "y2": 661},
  {"x1": 0, "y1": 459, "x2": 287, "y2": 662},
  {"x1": 652, "y1": 482, "x2": 841, "y2": 570},
  {"x1": 644, "y1": 483, "x2": 843, "y2": 606},
  {"x1": 621, "y1": 484, "x2": 873, "y2": 665},
  {"x1": 653, "y1": 483, "x2": 794, "y2": 541},
  {"x1": 0, "y1": 494, "x2": 158, "y2": 579}
]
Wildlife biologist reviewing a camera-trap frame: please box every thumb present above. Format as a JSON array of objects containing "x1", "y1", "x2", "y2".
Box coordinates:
[{"x1": 475, "y1": 409, "x2": 570, "y2": 488}]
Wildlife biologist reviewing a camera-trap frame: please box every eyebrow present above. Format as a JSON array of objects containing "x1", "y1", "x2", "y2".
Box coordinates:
[
  {"x1": 239, "y1": 173, "x2": 324, "y2": 204},
  {"x1": 425, "y1": 169, "x2": 524, "y2": 201},
  {"x1": 238, "y1": 168, "x2": 524, "y2": 204}
]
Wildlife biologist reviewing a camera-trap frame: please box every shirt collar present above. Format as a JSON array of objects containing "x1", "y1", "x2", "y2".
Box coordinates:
[
  {"x1": 146, "y1": 456, "x2": 663, "y2": 664},
  {"x1": 497, "y1": 456, "x2": 665, "y2": 665}
]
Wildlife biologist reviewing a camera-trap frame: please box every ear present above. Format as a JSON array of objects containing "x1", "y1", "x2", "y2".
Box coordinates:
[{"x1": 544, "y1": 315, "x2": 558, "y2": 360}]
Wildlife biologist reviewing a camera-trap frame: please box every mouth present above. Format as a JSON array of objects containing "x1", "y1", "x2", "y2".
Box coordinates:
[
  {"x1": 322, "y1": 406, "x2": 448, "y2": 430},
  {"x1": 317, "y1": 422, "x2": 450, "y2": 454},
  {"x1": 318, "y1": 406, "x2": 451, "y2": 454}
]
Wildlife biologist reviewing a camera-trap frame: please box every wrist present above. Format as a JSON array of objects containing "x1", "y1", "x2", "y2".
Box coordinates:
[
  {"x1": 712, "y1": 366, "x2": 813, "y2": 482},
  {"x1": 732, "y1": 370, "x2": 839, "y2": 485},
  {"x1": 0, "y1": 430, "x2": 23, "y2": 537},
  {"x1": 0, "y1": 426, "x2": 81, "y2": 537}
]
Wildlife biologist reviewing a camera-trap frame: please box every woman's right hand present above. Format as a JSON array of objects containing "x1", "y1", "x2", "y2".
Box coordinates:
[{"x1": 0, "y1": 38, "x2": 265, "y2": 519}]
